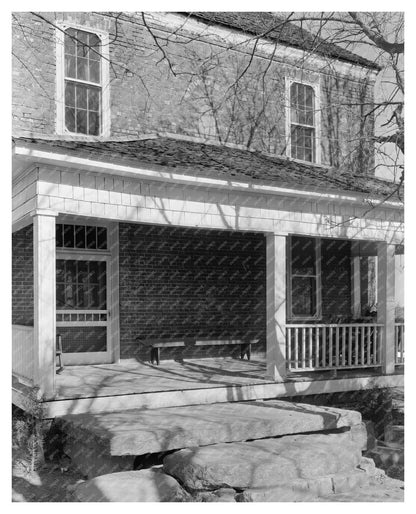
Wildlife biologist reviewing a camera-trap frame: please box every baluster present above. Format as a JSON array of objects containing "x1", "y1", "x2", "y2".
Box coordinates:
[
  {"x1": 294, "y1": 328, "x2": 299, "y2": 369},
  {"x1": 287, "y1": 327, "x2": 292, "y2": 369},
  {"x1": 309, "y1": 327, "x2": 313, "y2": 368},
  {"x1": 322, "y1": 326, "x2": 326, "y2": 368},
  {"x1": 348, "y1": 326, "x2": 352, "y2": 366},
  {"x1": 361, "y1": 325, "x2": 365, "y2": 366},
  {"x1": 315, "y1": 327, "x2": 320, "y2": 368},
  {"x1": 366, "y1": 326, "x2": 371, "y2": 365},
  {"x1": 335, "y1": 326, "x2": 340, "y2": 368},
  {"x1": 301, "y1": 328, "x2": 306, "y2": 369},
  {"x1": 329, "y1": 327, "x2": 333, "y2": 368}
]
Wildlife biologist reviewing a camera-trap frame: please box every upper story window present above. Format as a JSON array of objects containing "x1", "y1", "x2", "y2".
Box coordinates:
[
  {"x1": 64, "y1": 28, "x2": 101, "y2": 135},
  {"x1": 288, "y1": 82, "x2": 319, "y2": 164},
  {"x1": 56, "y1": 24, "x2": 110, "y2": 136}
]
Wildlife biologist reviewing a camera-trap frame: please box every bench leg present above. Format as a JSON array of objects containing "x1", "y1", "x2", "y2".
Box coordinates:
[
  {"x1": 240, "y1": 343, "x2": 251, "y2": 360},
  {"x1": 151, "y1": 347, "x2": 159, "y2": 365}
]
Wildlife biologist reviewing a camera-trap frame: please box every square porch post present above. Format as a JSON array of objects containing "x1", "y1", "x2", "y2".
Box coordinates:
[
  {"x1": 32, "y1": 209, "x2": 58, "y2": 399},
  {"x1": 265, "y1": 233, "x2": 287, "y2": 381},
  {"x1": 377, "y1": 241, "x2": 396, "y2": 375}
]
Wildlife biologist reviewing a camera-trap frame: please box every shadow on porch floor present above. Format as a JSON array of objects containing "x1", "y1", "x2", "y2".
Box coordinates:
[{"x1": 54, "y1": 356, "x2": 399, "y2": 400}]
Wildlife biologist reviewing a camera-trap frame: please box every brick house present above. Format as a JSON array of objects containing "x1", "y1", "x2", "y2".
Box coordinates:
[{"x1": 12, "y1": 12, "x2": 404, "y2": 415}]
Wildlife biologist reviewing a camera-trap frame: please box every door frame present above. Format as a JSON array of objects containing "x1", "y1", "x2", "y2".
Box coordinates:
[{"x1": 55, "y1": 217, "x2": 120, "y2": 365}]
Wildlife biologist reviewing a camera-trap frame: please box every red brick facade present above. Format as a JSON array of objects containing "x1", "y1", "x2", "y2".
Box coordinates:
[
  {"x1": 12, "y1": 225, "x2": 34, "y2": 326},
  {"x1": 12, "y1": 12, "x2": 375, "y2": 174},
  {"x1": 118, "y1": 223, "x2": 353, "y2": 359},
  {"x1": 118, "y1": 222, "x2": 267, "y2": 359}
]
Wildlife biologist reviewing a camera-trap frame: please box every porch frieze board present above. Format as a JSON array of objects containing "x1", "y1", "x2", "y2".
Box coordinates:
[
  {"x1": 14, "y1": 144, "x2": 403, "y2": 212},
  {"x1": 30, "y1": 208, "x2": 59, "y2": 218}
]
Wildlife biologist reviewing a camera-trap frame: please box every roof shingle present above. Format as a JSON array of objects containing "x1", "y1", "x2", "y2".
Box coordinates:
[
  {"x1": 186, "y1": 12, "x2": 381, "y2": 70},
  {"x1": 13, "y1": 136, "x2": 401, "y2": 200}
]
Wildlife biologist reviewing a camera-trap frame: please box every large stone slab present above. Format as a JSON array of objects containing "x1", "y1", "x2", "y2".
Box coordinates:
[
  {"x1": 59, "y1": 399, "x2": 361, "y2": 456},
  {"x1": 163, "y1": 432, "x2": 362, "y2": 491},
  {"x1": 73, "y1": 468, "x2": 189, "y2": 502}
]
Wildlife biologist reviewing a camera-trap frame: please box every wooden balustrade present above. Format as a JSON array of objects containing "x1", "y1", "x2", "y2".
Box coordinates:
[
  {"x1": 286, "y1": 324, "x2": 383, "y2": 371},
  {"x1": 395, "y1": 323, "x2": 405, "y2": 365},
  {"x1": 12, "y1": 324, "x2": 35, "y2": 381}
]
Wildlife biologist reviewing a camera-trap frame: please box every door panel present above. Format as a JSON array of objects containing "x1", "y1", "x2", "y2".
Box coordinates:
[{"x1": 56, "y1": 257, "x2": 110, "y2": 364}]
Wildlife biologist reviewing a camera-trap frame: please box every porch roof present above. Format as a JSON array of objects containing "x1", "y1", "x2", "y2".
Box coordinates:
[{"x1": 13, "y1": 135, "x2": 402, "y2": 201}]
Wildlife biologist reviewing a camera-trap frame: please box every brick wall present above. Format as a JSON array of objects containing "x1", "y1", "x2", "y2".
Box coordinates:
[
  {"x1": 118, "y1": 223, "x2": 266, "y2": 359},
  {"x1": 12, "y1": 225, "x2": 34, "y2": 326},
  {"x1": 321, "y1": 238, "x2": 352, "y2": 320},
  {"x1": 12, "y1": 12, "x2": 375, "y2": 174}
]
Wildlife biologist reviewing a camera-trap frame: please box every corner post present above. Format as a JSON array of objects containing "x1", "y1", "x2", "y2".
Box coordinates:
[
  {"x1": 377, "y1": 241, "x2": 396, "y2": 375},
  {"x1": 32, "y1": 209, "x2": 58, "y2": 399},
  {"x1": 265, "y1": 233, "x2": 287, "y2": 381}
]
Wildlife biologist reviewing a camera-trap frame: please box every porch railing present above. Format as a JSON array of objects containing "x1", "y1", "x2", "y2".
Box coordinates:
[
  {"x1": 395, "y1": 323, "x2": 405, "y2": 365},
  {"x1": 286, "y1": 323, "x2": 383, "y2": 372},
  {"x1": 12, "y1": 324, "x2": 34, "y2": 381}
]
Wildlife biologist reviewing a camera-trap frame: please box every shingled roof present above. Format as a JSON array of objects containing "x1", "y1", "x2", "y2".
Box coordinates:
[
  {"x1": 13, "y1": 136, "x2": 401, "y2": 200},
  {"x1": 186, "y1": 12, "x2": 381, "y2": 71}
]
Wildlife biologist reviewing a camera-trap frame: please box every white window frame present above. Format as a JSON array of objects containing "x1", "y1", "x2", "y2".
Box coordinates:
[
  {"x1": 285, "y1": 78, "x2": 321, "y2": 165},
  {"x1": 287, "y1": 235, "x2": 322, "y2": 321},
  {"x1": 56, "y1": 22, "x2": 110, "y2": 137}
]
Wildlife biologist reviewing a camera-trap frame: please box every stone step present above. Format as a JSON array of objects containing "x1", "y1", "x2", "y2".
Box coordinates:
[
  {"x1": 73, "y1": 468, "x2": 190, "y2": 502},
  {"x1": 58, "y1": 399, "x2": 364, "y2": 478},
  {"x1": 163, "y1": 432, "x2": 364, "y2": 492}
]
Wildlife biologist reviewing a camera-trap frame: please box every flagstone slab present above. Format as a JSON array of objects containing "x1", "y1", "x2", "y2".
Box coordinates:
[
  {"x1": 163, "y1": 432, "x2": 362, "y2": 491},
  {"x1": 73, "y1": 469, "x2": 189, "y2": 502},
  {"x1": 60, "y1": 399, "x2": 362, "y2": 457}
]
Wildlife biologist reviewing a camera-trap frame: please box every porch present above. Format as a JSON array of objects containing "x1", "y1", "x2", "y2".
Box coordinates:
[
  {"x1": 13, "y1": 333, "x2": 404, "y2": 417},
  {"x1": 12, "y1": 137, "x2": 404, "y2": 411}
]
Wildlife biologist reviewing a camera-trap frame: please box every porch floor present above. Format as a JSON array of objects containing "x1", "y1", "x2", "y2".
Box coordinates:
[
  {"x1": 21, "y1": 357, "x2": 402, "y2": 417},
  {"x1": 55, "y1": 356, "x2": 402, "y2": 398}
]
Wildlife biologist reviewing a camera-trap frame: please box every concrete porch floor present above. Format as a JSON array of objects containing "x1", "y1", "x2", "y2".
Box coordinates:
[{"x1": 17, "y1": 357, "x2": 400, "y2": 418}]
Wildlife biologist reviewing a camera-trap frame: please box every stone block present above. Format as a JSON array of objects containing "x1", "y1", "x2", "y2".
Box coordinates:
[
  {"x1": 73, "y1": 468, "x2": 189, "y2": 502},
  {"x1": 163, "y1": 432, "x2": 362, "y2": 491}
]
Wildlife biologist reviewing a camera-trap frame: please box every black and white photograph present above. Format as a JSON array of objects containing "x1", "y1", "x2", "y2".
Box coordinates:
[{"x1": 10, "y1": 3, "x2": 406, "y2": 503}]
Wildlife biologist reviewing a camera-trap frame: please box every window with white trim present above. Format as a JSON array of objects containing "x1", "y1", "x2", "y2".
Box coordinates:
[
  {"x1": 289, "y1": 82, "x2": 316, "y2": 163},
  {"x1": 288, "y1": 236, "x2": 321, "y2": 319},
  {"x1": 57, "y1": 25, "x2": 109, "y2": 136}
]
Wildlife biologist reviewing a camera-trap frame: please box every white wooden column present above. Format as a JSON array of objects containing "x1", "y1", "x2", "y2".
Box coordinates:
[
  {"x1": 266, "y1": 233, "x2": 287, "y2": 381},
  {"x1": 351, "y1": 242, "x2": 361, "y2": 319},
  {"x1": 32, "y1": 209, "x2": 58, "y2": 399},
  {"x1": 377, "y1": 242, "x2": 396, "y2": 375}
]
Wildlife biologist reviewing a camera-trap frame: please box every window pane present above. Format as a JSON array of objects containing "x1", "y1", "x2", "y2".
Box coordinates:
[
  {"x1": 97, "y1": 227, "x2": 107, "y2": 249},
  {"x1": 75, "y1": 225, "x2": 86, "y2": 248},
  {"x1": 76, "y1": 30, "x2": 89, "y2": 57},
  {"x1": 76, "y1": 57, "x2": 88, "y2": 81},
  {"x1": 76, "y1": 109, "x2": 87, "y2": 134},
  {"x1": 88, "y1": 88, "x2": 100, "y2": 111},
  {"x1": 56, "y1": 260, "x2": 65, "y2": 282},
  {"x1": 65, "y1": 55, "x2": 76, "y2": 78},
  {"x1": 86, "y1": 226, "x2": 97, "y2": 249},
  {"x1": 89, "y1": 60, "x2": 100, "y2": 83},
  {"x1": 65, "y1": 107, "x2": 76, "y2": 132},
  {"x1": 76, "y1": 85, "x2": 88, "y2": 109},
  {"x1": 88, "y1": 111, "x2": 100, "y2": 135},
  {"x1": 65, "y1": 82, "x2": 75, "y2": 107},
  {"x1": 64, "y1": 30, "x2": 76, "y2": 55},
  {"x1": 56, "y1": 283, "x2": 65, "y2": 309},
  {"x1": 292, "y1": 276, "x2": 316, "y2": 317},
  {"x1": 63, "y1": 224, "x2": 75, "y2": 248},
  {"x1": 291, "y1": 236, "x2": 316, "y2": 275},
  {"x1": 88, "y1": 34, "x2": 101, "y2": 60}
]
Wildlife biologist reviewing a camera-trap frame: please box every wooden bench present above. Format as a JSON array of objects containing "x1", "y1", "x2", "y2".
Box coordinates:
[{"x1": 137, "y1": 337, "x2": 259, "y2": 365}]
